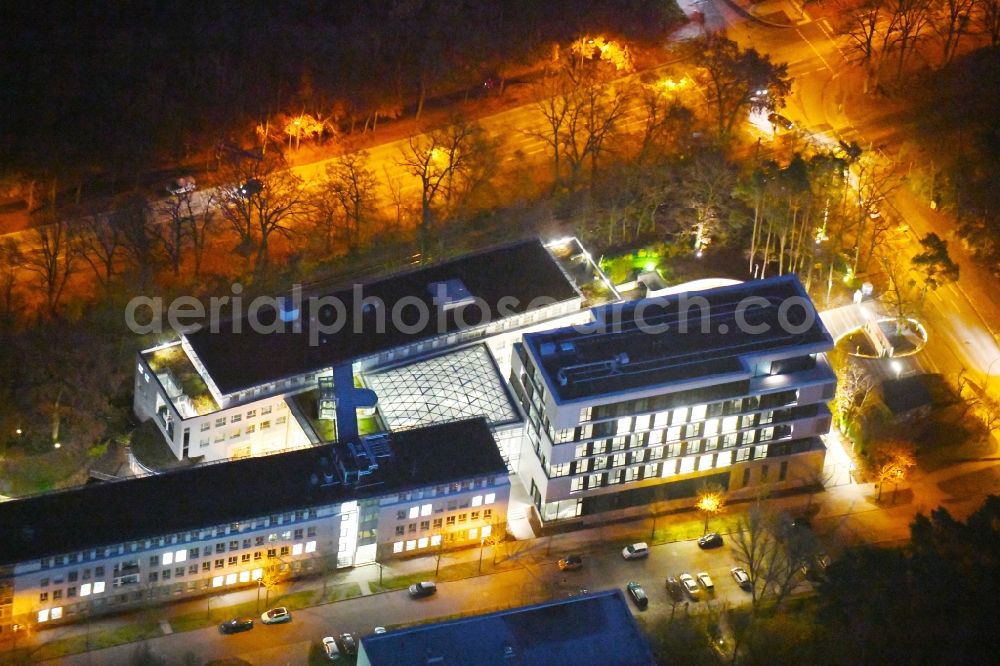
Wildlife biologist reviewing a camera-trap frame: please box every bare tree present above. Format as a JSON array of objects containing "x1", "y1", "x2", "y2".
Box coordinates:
[
  {"x1": 930, "y1": 0, "x2": 977, "y2": 64},
  {"x1": 75, "y1": 205, "x2": 123, "y2": 291},
  {"x1": 526, "y1": 71, "x2": 577, "y2": 191},
  {"x1": 112, "y1": 193, "x2": 161, "y2": 289},
  {"x1": 397, "y1": 115, "x2": 490, "y2": 261},
  {"x1": 22, "y1": 210, "x2": 80, "y2": 316},
  {"x1": 730, "y1": 503, "x2": 777, "y2": 610},
  {"x1": 159, "y1": 190, "x2": 196, "y2": 278},
  {"x1": 693, "y1": 36, "x2": 792, "y2": 140},
  {"x1": 974, "y1": 0, "x2": 1000, "y2": 47},
  {"x1": 0, "y1": 238, "x2": 23, "y2": 329},
  {"x1": 218, "y1": 152, "x2": 308, "y2": 273},
  {"x1": 311, "y1": 150, "x2": 379, "y2": 254},
  {"x1": 889, "y1": 0, "x2": 934, "y2": 79},
  {"x1": 872, "y1": 439, "x2": 917, "y2": 500}
]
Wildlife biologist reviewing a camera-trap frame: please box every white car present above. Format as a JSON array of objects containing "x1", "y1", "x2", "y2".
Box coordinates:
[
  {"x1": 731, "y1": 567, "x2": 751, "y2": 590},
  {"x1": 322, "y1": 636, "x2": 341, "y2": 660},
  {"x1": 697, "y1": 572, "x2": 714, "y2": 590},
  {"x1": 260, "y1": 607, "x2": 291, "y2": 624},
  {"x1": 621, "y1": 542, "x2": 649, "y2": 560},
  {"x1": 679, "y1": 573, "x2": 699, "y2": 598}
]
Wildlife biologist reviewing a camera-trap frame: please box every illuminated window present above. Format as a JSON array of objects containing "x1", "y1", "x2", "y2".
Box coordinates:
[
  {"x1": 722, "y1": 416, "x2": 738, "y2": 432},
  {"x1": 484, "y1": 493, "x2": 495, "y2": 504},
  {"x1": 175, "y1": 549, "x2": 187, "y2": 563},
  {"x1": 421, "y1": 503, "x2": 432, "y2": 516},
  {"x1": 417, "y1": 537, "x2": 428, "y2": 548},
  {"x1": 430, "y1": 535, "x2": 441, "y2": 546},
  {"x1": 405, "y1": 540, "x2": 416, "y2": 551},
  {"x1": 617, "y1": 417, "x2": 632, "y2": 434},
  {"x1": 672, "y1": 407, "x2": 688, "y2": 424},
  {"x1": 80, "y1": 583, "x2": 91, "y2": 597},
  {"x1": 661, "y1": 460, "x2": 677, "y2": 477},
  {"x1": 93, "y1": 582, "x2": 105, "y2": 594},
  {"x1": 38, "y1": 609, "x2": 50, "y2": 622},
  {"x1": 225, "y1": 573, "x2": 237, "y2": 585},
  {"x1": 212, "y1": 576, "x2": 224, "y2": 587},
  {"x1": 716, "y1": 450, "x2": 733, "y2": 467},
  {"x1": 409, "y1": 506, "x2": 419, "y2": 519},
  {"x1": 704, "y1": 419, "x2": 719, "y2": 437},
  {"x1": 292, "y1": 544, "x2": 303, "y2": 556},
  {"x1": 305, "y1": 541, "x2": 316, "y2": 553},
  {"x1": 654, "y1": 411, "x2": 669, "y2": 428},
  {"x1": 648, "y1": 429, "x2": 663, "y2": 444},
  {"x1": 482, "y1": 525, "x2": 492, "y2": 538},
  {"x1": 691, "y1": 404, "x2": 707, "y2": 421},
  {"x1": 251, "y1": 569, "x2": 263, "y2": 580},
  {"x1": 571, "y1": 477, "x2": 583, "y2": 492},
  {"x1": 393, "y1": 542, "x2": 403, "y2": 553},
  {"x1": 239, "y1": 571, "x2": 250, "y2": 583},
  {"x1": 754, "y1": 444, "x2": 769, "y2": 459},
  {"x1": 163, "y1": 552, "x2": 173, "y2": 566},
  {"x1": 472, "y1": 495, "x2": 483, "y2": 507},
  {"x1": 667, "y1": 426, "x2": 681, "y2": 442},
  {"x1": 634, "y1": 414, "x2": 651, "y2": 430},
  {"x1": 51, "y1": 607, "x2": 63, "y2": 620},
  {"x1": 468, "y1": 528, "x2": 478, "y2": 539},
  {"x1": 679, "y1": 456, "x2": 696, "y2": 473},
  {"x1": 699, "y1": 454, "x2": 714, "y2": 470}
]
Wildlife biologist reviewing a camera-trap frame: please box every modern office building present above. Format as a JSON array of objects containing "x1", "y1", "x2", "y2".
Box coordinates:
[
  {"x1": 358, "y1": 589, "x2": 655, "y2": 666},
  {"x1": 133, "y1": 238, "x2": 601, "y2": 465},
  {"x1": 0, "y1": 418, "x2": 508, "y2": 631},
  {"x1": 510, "y1": 275, "x2": 836, "y2": 526}
]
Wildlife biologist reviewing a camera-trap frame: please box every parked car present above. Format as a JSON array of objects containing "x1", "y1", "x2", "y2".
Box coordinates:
[
  {"x1": 408, "y1": 581, "x2": 437, "y2": 598},
  {"x1": 731, "y1": 567, "x2": 752, "y2": 591},
  {"x1": 218, "y1": 617, "x2": 254, "y2": 634},
  {"x1": 626, "y1": 581, "x2": 649, "y2": 610},
  {"x1": 322, "y1": 636, "x2": 341, "y2": 660},
  {"x1": 239, "y1": 178, "x2": 263, "y2": 197},
  {"x1": 768, "y1": 112, "x2": 794, "y2": 130},
  {"x1": 621, "y1": 542, "x2": 649, "y2": 560},
  {"x1": 698, "y1": 532, "x2": 724, "y2": 549},
  {"x1": 697, "y1": 572, "x2": 715, "y2": 591},
  {"x1": 338, "y1": 632, "x2": 358, "y2": 655},
  {"x1": 166, "y1": 176, "x2": 196, "y2": 195},
  {"x1": 679, "y1": 573, "x2": 700, "y2": 599},
  {"x1": 558, "y1": 554, "x2": 583, "y2": 571},
  {"x1": 260, "y1": 607, "x2": 291, "y2": 624},
  {"x1": 665, "y1": 576, "x2": 684, "y2": 602}
]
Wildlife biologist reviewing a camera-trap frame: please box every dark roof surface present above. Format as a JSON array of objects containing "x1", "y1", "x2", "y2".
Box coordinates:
[
  {"x1": 524, "y1": 275, "x2": 832, "y2": 402},
  {"x1": 882, "y1": 374, "x2": 934, "y2": 415},
  {"x1": 0, "y1": 418, "x2": 505, "y2": 566},
  {"x1": 185, "y1": 239, "x2": 577, "y2": 394},
  {"x1": 360, "y1": 590, "x2": 655, "y2": 666}
]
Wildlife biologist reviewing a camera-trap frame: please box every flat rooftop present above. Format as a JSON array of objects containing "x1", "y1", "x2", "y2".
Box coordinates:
[
  {"x1": 185, "y1": 239, "x2": 579, "y2": 395},
  {"x1": 524, "y1": 275, "x2": 833, "y2": 402},
  {"x1": 361, "y1": 589, "x2": 655, "y2": 666},
  {"x1": 0, "y1": 418, "x2": 505, "y2": 566}
]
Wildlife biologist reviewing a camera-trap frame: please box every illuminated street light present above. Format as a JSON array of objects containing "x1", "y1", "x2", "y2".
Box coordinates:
[
  {"x1": 891, "y1": 360, "x2": 903, "y2": 378},
  {"x1": 696, "y1": 488, "x2": 724, "y2": 534}
]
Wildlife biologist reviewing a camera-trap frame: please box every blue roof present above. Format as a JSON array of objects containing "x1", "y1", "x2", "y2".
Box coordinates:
[{"x1": 360, "y1": 589, "x2": 656, "y2": 666}]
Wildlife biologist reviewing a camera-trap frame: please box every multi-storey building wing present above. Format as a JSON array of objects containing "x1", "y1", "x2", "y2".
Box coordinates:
[
  {"x1": 0, "y1": 418, "x2": 508, "y2": 631},
  {"x1": 133, "y1": 238, "x2": 594, "y2": 464},
  {"x1": 510, "y1": 275, "x2": 836, "y2": 526}
]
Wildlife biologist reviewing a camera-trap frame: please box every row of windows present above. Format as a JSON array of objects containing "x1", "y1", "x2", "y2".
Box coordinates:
[
  {"x1": 567, "y1": 446, "x2": 771, "y2": 493},
  {"x1": 387, "y1": 477, "x2": 498, "y2": 504},
  {"x1": 391, "y1": 524, "x2": 493, "y2": 553},
  {"x1": 39, "y1": 511, "x2": 320, "y2": 570},
  {"x1": 394, "y1": 494, "x2": 497, "y2": 521},
  {"x1": 201, "y1": 415, "x2": 288, "y2": 445},
  {"x1": 393, "y1": 509, "x2": 493, "y2": 536}
]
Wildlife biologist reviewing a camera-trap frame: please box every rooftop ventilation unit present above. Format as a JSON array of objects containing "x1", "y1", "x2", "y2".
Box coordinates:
[
  {"x1": 559, "y1": 341, "x2": 576, "y2": 355},
  {"x1": 540, "y1": 342, "x2": 557, "y2": 357},
  {"x1": 428, "y1": 278, "x2": 475, "y2": 311}
]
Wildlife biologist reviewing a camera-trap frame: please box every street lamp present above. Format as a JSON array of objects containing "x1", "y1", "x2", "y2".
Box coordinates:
[{"x1": 696, "y1": 491, "x2": 723, "y2": 534}]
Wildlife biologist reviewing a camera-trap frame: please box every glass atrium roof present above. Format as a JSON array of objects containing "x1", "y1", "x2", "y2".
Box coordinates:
[{"x1": 364, "y1": 345, "x2": 521, "y2": 432}]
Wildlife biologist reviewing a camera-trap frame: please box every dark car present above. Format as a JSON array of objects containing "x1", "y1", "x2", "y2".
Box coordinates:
[
  {"x1": 626, "y1": 581, "x2": 648, "y2": 610},
  {"x1": 768, "y1": 113, "x2": 794, "y2": 130},
  {"x1": 665, "y1": 576, "x2": 684, "y2": 602},
  {"x1": 698, "y1": 532, "x2": 724, "y2": 549},
  {"x1": 558, "y1": 555, "x2": 583, "y2": 571},
  {"x1": 239, "y1": 178, "x2": 263, "y2": 197},
  {"x1": 219, "y1": 617, "x2": 254, "y2": 634},
  {"x1": 408, "y1": 581, "x2": 437, "y2": 598},
  {"x1": 338, "y1": 632, "x2": 359, "y2": 656}
]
